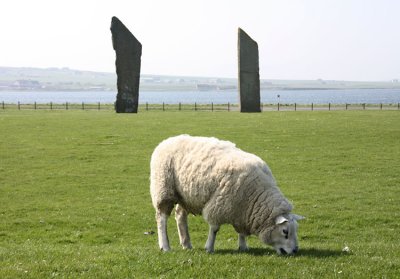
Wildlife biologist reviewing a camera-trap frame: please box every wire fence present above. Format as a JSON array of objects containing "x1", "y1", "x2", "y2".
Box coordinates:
[{"x1": 1, "y1": 101, "x2": 400, "y2": 112}]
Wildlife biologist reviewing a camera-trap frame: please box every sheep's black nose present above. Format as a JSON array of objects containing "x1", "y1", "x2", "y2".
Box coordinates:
[
  {"x1": 280, "y1": 248, "x2": 287, "y2": 255},
  {"x1": 293, "y1": 246, "x2": 299, "y2": 254}
]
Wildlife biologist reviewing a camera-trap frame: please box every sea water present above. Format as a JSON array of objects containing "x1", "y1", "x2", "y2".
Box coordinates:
[{"x1": 0, "y1": 89, "x2": 399, "y2": 104}]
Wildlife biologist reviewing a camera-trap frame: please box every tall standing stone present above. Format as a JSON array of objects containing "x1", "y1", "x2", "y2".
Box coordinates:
[
  {"x1": 238, "y1": 28, "x2": 261, "y2": 112},
  {"x1": 110, "y1": 16, "x2": 142, "y2": 113}
]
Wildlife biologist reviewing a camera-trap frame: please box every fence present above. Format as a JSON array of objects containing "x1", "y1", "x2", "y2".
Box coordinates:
[
  {"x1": 1, "y1": 101, "x2": 113, "y2": 111},
  {"x1": 1, "y1": 101, "x2": 400, "y2": 112}
]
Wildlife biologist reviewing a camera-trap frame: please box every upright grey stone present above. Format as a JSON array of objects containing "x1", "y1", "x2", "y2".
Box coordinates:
[
  {"x1": 110, "y1": 16, "x2": 142, "y2": 113},
  {"x1": 238, "y1": 28, "x2": 261, "y2": 112}
]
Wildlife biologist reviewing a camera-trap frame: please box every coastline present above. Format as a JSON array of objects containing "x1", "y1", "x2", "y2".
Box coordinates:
[{"x1": 1, "y1": 66, "x2": 399, "y2": 92}]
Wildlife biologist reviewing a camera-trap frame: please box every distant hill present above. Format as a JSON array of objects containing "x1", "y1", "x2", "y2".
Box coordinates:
[
  {"x1": 0, "y1": 66, "x2": 399, "y2": 91},
  {"x1": 0, "y1": 67, "x2": 116, "y2": 91}
]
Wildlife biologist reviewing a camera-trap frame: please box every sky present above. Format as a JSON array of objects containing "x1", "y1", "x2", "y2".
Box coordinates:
[{"x1": 1, "y1": 0, "x2": 399, "y2": 81}]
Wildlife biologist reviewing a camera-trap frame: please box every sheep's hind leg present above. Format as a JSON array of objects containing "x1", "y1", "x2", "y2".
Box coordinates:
[
  {"x1": 205, "y1": 224, "x2": 220, "y2": 253},
  {"x1": 156, "y1": 205, "x2": 173, "y2": 252},
  {"x1": 238, "y1": 234, "x2": 249, "y2": 251},
  {"x1": 175, "y1": 204, "x2": 192, "y2": 249}
]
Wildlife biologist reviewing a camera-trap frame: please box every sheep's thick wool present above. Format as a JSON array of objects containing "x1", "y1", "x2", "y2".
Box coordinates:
[{"x1": 150, "y1": 135, "x2": 293, "y2": 237}]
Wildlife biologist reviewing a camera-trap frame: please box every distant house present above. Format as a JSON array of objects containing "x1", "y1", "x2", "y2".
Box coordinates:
[
  {"x1": 217, "y1": 85, "x2": 237, "y2": 91},
  {"x1": 13, "y1": 79, "x2": 42, "y2": 90},
  {"x1": 317, "y1": 78, "x2": 326, "y2": 85},
  {"x1": 140, "y1": 77, "x2": 161, "y2": 83},
  {"x1": 196, "y1": 84, "x2": 217, "y2": 91},
  {"x1": 0, "y1": 81, "x2": 12, "y2": 90}
]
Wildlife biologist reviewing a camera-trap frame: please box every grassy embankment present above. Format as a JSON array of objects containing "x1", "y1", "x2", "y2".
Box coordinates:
[{"x1": 0, "y1": 110, "x2": 399, "y2": 278}]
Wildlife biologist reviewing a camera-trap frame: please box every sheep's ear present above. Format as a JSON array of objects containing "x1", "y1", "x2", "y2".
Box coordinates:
[
  {"x1": 275, "y1": 215, "x2": 289, "y2": 225},
  {"x1": 290, "y1": 214, "x2": 305, "y2": 221}
]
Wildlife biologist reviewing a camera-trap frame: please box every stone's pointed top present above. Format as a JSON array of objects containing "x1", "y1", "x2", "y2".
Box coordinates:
[
  {"x1": 238, "y1": 27, "x2": 249, "y2": 37},
  {"x1": 111, "y1": 17, "x2": 131, "y2": 35},
  {"x1": 111, "y1": 16, "x2": 120, "y2": 24},
  {"x1": 238, "y1": 27, "x2": 258, "y2": 47},
  {"x1": 110, "y1": 16, "x2": 126, "y2": 32},
  {"x1": 238, "y1": 27, "x2": 259, "y2": 73},
  {"x1": 110, "y1": 16, "x2": 142, "y2": 50}
]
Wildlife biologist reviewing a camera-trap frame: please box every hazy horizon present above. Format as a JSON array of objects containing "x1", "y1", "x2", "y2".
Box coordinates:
[
  {"x1": 2, "y1": 65, "x2": 399, "y2": 83},
  {"x1": 1, "y1": 0, "x2": 399, "y2": 81}
]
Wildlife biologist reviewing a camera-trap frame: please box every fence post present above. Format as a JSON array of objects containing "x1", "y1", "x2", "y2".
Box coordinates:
[
  {"x1": 195, "y1": 102, "x2": 197, "y2": 111},
  {"x1": 34, "y1": 102, "x2": 36, "y2": 110},
  {"x1": 98, "y1": 102, "x2": 100, "y2": 110},
  {"x1": 163, "y1": 102, "x2": 165, "y2": 111},
  {"x1": 363, "y1": 103, "x2": 365, "y2": 110},
  {"x1": 212, "y1": 102, "x2": 213, "y2": 112},
  {"x1": 50, "y1": 102, "x2": 53, "y2": 110},
  {"x1": 2, "y1": 101, "x2": 4, "y2": 110},
  {"x1": 311, "y1": 103, "x2": 313, "y2": 111},
  {"x1": 346, "y1": 104, "x2": 348, "y2": 110},
  {"x1": 228, "y1": 102, "x2": 230, "y2": 112},
  {"x1": 398, "y1": 103, "x2": 399, "y2": 110},
  {"x1": 82, "y1": 102, "x2": 84, "y2": 110},
  {"x1": 294, "y1": 103, "x2": 297, "y2": 111},
  {"x1": 380, "y1": 103, "x2": 382, "y2": 110},
  {"x1": 328, "y1": 103, "x2": 331, "y2": 111},
  {"x1": 66, "y1": 102, "x2": 68, "y2": 110},
  {"x1": 179, "y1": 102, "x2": 181, "y2": 111},
  {"x1": 146, "y1": 102, "x2": 148, "y2": 111},
  {"x1": 18, "y1": 101, "x2": 20, "y2": 110}
]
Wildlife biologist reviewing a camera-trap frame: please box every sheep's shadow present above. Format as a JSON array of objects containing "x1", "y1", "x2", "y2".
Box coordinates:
[
  {"x1": 294, "y1": 248, "x2": 346, "y2": 258},
  {"x1": 213, "y1": 247, "x2": 345, "y2": 258}
]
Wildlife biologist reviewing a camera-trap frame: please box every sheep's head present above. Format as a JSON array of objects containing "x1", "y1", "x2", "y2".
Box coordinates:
[{"x1": 260, "y1": 214, "x2": 304, "y2": 255}]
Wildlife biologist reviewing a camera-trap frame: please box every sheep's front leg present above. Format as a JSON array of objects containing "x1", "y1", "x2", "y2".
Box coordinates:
[
  {"x1": 238, "y1": 234, "x2": 249, "y2": 251},
  {"x1": 175, "y1": 204, "x2": 192, "y2": 249},
  {"x1": 205, "y1": 224, "x2": 220, "y2": 253},
  {"x1": 156, "y1": 211, "x2": 171, "y2": 251}
]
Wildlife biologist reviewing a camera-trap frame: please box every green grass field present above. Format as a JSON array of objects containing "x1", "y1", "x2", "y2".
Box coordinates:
[{"x1": 0, "y1": 110, "x2": 399, "y2": 278}]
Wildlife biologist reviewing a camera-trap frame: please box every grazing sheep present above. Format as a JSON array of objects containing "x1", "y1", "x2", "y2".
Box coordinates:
[{"x1": 150, "y1": 135, "x2": 304, "y2": 255}]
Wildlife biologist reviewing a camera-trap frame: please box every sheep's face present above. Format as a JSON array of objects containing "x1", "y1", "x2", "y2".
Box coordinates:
[{"x1": 263, "y1": 214, "x2": 304, "y2": 255}]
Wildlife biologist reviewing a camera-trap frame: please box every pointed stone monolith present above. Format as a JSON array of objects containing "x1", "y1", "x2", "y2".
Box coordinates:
[
  {"x1": 111, "y1": 16, "x2": 142, "y2": 113},
  {"x1": 238, "y1": 28, "x2": 261, "y2": 112}
]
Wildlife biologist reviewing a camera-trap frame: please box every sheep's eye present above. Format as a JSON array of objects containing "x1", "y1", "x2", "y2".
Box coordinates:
[{"x1": 283, "y1": 229, "x2": 289, "y2": 239}]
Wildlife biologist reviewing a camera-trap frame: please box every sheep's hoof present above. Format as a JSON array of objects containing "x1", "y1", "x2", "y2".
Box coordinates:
[
  {"x1": 205, "y1": 248, "x2": 214, "y2": 253},
  {"x1": 182, "y1": 244, "x2": 193, "y2": 250},
  {"x1": 160, "y1": 247, "x2": 171, "y2": 252}
]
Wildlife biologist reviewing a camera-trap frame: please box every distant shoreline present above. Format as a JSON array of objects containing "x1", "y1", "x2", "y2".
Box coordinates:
[
  {"x1": 1, "y1": 66, "x2": 399, "y2": 92},
  {"x1": 2, "y1": 87, "x2": 399, "y2": 93}
]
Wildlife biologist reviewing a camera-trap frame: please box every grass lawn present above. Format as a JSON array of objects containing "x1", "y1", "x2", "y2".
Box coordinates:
[{"x1": 0, "y1": 110, "x2": 399, "y2": 278}]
